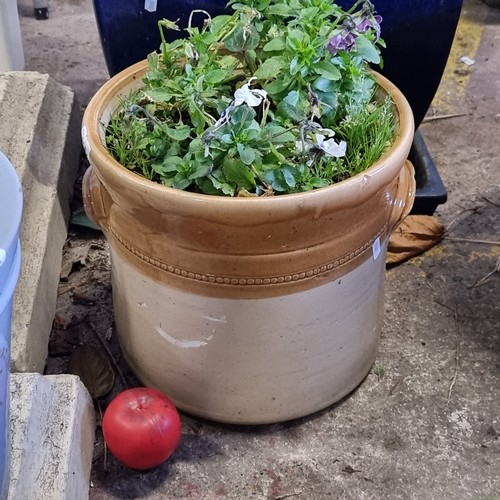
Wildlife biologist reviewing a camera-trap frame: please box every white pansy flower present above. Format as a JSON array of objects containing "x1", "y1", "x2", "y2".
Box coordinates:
[
  {"x1": 296, "y1": 123, "x2": 347, "y2": 159},
  {"x1": 315, "y1": 134, "x2": 347, "y2": 158},
  {"x1": 233, "y1": 78, "x2": 268, "y2": 107}
]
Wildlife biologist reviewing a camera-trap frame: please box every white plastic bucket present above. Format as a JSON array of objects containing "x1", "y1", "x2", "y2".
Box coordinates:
[
  {"x1": 0, "y1": 151, "x2": 22, "y2": 499},
  {"x1": 0, "y1": 0, "x2": 25, "y2": 71}
]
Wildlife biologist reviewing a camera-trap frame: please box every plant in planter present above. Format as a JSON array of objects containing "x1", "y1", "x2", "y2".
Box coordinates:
[
  {"x1": 82, "y1": 0, "x2": 415, "y2": 424},
  {"x1": 105, "y1": 0, "x2": 395, "y2": 196}
]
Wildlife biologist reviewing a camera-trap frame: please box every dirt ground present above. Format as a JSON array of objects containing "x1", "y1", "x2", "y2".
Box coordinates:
[{"x1": 17, "y1": 0, "x2": 500, "y2": 498}]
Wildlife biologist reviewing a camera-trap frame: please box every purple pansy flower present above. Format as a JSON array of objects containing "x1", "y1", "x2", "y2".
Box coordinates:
[
  {"x1": 326, "y1": 2, "x2": 383, "y2": 56},
  {"x1": 326, "y1": 31, "x2": 357, "y2": 55}
]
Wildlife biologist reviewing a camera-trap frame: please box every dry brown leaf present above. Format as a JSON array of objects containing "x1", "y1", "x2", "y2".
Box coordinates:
[
  {"x1": 67, "y1": 343, "x2": 115, "y2": 398},
  {"x1": 387, "y1": 215, "x2": 445, "y2": 265},
  {"x1": 60, "y1": 244, "x2": 91, "y2": 280}
]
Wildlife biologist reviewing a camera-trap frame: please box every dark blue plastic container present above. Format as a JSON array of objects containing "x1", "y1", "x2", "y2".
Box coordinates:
[
  {"x1": 92, "y1": 0, "x2": 463, "y2": 127},
  {"x1": 339, "y1": 0, "x2": 463, "y2": 127},
  {"x1": 91, "y1": 0, "x2": 461, "y2": 214},
  {"x1": 92, "y1": 0, "x2": 228, "y2": 77}
]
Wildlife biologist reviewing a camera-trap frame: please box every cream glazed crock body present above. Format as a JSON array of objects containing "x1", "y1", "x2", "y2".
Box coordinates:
[{"x1": 82, "y1": 60, "x2": 415, "y2": 424}]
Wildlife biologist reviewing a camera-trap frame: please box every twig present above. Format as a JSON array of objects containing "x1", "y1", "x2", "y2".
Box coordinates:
[
  {"x1": 445, "y1": 208, "x2": 478, "y2": 234},
  {"x1": 434, "y1": 299, "x2": 454, "y2": 313},
  {"x1": 445, "y1": 305, "x2": 461, "y2": 410},
  {"x1": 273, "y1": 493, "x2": 303, "y2": 500},
  {"x1": 422, "y1": 112, "x2": 468, "y2": 123},
  {"x1": 469, "y1": 256, "x2": 500, "y2": 288},
  {"x1": 481, "y1": 196, "x2": 500, "y2": 209},
  {"x1": 96, "y1": 402, "x2": 109, "y2": 473},
  {"x1": 88, "y1": 321, "x2": 128, "y2": 390},
  {"x1": 444, "y1": 236, "x2": 500, "y2": 246},
  {"x1": 389, "y1": 377, "x2": 403, "y2": 396}
]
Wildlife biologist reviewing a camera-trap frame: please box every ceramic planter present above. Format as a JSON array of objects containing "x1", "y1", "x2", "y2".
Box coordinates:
[
  {"x1": 82, "y1": 60, "x2": 415, "y2": 424},
  {"x1": 0, "y1": 151, "x2": 23, "y2": 496}
]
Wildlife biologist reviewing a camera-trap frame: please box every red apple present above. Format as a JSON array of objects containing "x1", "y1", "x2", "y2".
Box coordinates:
[{"x1": 102, "y1": 387, "x2": 182, "y2": 470}]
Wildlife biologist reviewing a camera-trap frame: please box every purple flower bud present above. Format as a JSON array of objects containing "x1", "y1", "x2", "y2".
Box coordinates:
[{"x1": 355, "y1": 13, "x2": 382, "y2": 41}]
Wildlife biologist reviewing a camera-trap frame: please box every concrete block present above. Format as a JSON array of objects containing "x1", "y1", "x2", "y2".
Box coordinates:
[
  {"x1": 0, "y1": 72, "x2": 81, "y2": 372},
  {"x1": 8, "y1": 373, "x2": 95, "y2": 500}
]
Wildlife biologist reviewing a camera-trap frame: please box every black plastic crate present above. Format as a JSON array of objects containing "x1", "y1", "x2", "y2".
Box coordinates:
[{"x1": 409, "y1": 130, "x2": 448, "y2": 215}]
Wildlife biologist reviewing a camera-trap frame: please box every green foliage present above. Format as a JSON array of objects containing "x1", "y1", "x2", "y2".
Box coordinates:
[{"x1": 105, "y1": 0, "x2": 397, "y2": 196}]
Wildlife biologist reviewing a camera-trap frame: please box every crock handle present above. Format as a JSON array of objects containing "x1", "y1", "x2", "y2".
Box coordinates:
[
  {"x1": 388, "y1": 160, "x2": 416, "y2": 233},
  {"x1": 82, "y1": 166, "x2": 110, "y2": 231}
]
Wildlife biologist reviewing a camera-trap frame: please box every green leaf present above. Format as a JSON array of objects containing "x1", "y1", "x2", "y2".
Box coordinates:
[
  {"x1": 195, "y1": 74, "x2": 205, "y2": 92},
  {"x1": 143, "y1": 88, "x2": 175, "y2": 102},
  {"x1": 355, "y1": 36, "x2": 381, "y2": 65},
  {"x1": 171, "y1": 172, "x2": 192, "y2": 190},
  {"x1": 136, "y1": 137, "x2": 150, "y2": 150},
  {"x1": 167, "y1": 142, "x2": 181, "y2": 156},
  {"x1": 155, "y1": 156, "x2": 183, "y2": 174},
  {"x1": 268, "y1": 142, "x2": 288, "y2": 164},
  {"x1": 299, "y1": 7, "x2": 320, "y2": 19},
  {"x1": 195, "y1": 177, "x2": 222, "y2": 195},
  {"x1": 188, "y1": 102, "x2": 206, "y2": 133},
  {"x1": 265, "y1": 124, "x2": 295, "y2": 144},
  {"x1": 152, "y1": 162, "x2": 166, "y2": 176},
  {"x1": 149, "y1": 138, "x2": 168, "y2": 157},
  {"x1": 260, "y1": 168, "x2": 288, "y2": 192},
  {"x1": 263, "y1": 37, "x2": 286, "y2": 52},
  {"x1": 287, "y1": 29, "x2": 305, "y2": 45},
  {"x1": 254, "y1": 56, "x2": 288, "y2": 80},
  {"x1": 205, "y1": 69, "x2": 230, "y2": 84},
  {"x1": 208, "y1": 169, "x2": 235, "y2": 196},
  {"x1": 268, "y1": 4, "x2": 296, "y2": 16},
  {"x1": 188, "y1": 162, "x2": 212, "y2": 180},
  {"x1": 165, "y1": 125, "x2": 191, "y2": 141},
  {"x1": 265, "y1": 75, "x2": 292, "y2": 96},
  {"x1": 147, "y1": 51, "x2": 159, "y2": 71},
  {"x1": 313, "y1": 60, "x2": 341, "y2": 81},
  {"x1": 315, "y1": 90, "x2": 338, "y2": 120},
  {"x1": 217, "y1": 55, "x2": 240, "y2": 69},
  {"x1": 245, "y1": 49, "x2": 257, "y2": 70},
  {"x1": 163, "y1": 79, "x2": 184, "y2": 93},
  {"x1": 224, "y1": 24, "x2": 260, "y2": 52},
  {"x1": 276, "y1": 90, "x2": 309, "y2": 122},
  {"x1": 220, "y1": 133, "x2": 233, "y2": 144},
  {"x1": 222, "y1": 155, "x2": 256, "y2": 190},
  {"x1": 289, "y1": 56, "x2": 302, "y2": 76},
  {"x1": 237, "y1": 143, "x2": 256, "y2": 165},
  {"x1": 282, "y1": 165, "x2": 296, "y2": 188},
  {"x1": 244, "y1": 121, "x2": 262, "y2": 141},
  {"x1": 209, "y1": 15, "x2": 232, "y2": 35},
  {"x1": 209, "y1": 172, "x2": 235, "y2": 196},
  {"x1": 313, "y1": 77, "x2": 337, "y2": 93},
  {"x1": 230, "y1": 105, "x2": 256, "y2": 129}
]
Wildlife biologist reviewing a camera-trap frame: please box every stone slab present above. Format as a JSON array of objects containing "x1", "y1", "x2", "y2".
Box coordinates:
[
  {"x1": 8, "y1": 373, "x2": 95, "y2": 500},
  {"x1": 0, "y1": 71, "x2": 81, "y2": 372}
]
